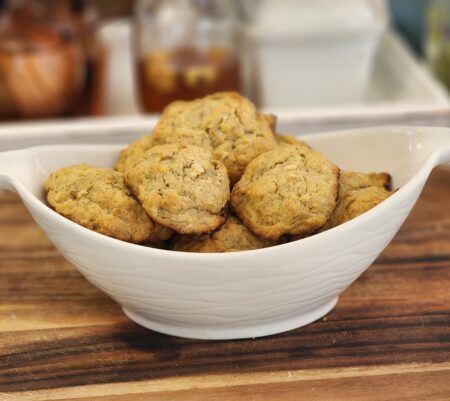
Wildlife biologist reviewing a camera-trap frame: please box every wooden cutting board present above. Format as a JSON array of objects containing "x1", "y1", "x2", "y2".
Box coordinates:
[{"x1": 0, "y1": 168, "x2": 449, "y2": 401}]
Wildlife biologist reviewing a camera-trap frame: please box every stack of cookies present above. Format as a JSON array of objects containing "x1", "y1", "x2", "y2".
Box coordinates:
[{"x1": 45, "y1": 92, "x2": 394, "y2": 252}]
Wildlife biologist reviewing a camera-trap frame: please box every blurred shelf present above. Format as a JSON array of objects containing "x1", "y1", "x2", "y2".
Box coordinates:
[{"x1": 1, "y1": 21, "x2": 450, "y2": 151}]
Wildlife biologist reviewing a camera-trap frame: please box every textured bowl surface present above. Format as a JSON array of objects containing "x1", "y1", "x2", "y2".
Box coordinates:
[{"x1": 0, "y1": 126, "x2": 449, "y2": 339}]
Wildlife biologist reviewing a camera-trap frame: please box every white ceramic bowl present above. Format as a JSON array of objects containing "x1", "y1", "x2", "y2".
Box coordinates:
[{"x1": 0, "y1": 126, "x2": 449, "y2": 340}]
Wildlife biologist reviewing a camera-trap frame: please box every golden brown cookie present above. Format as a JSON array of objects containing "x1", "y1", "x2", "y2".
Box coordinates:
[
  {"x1": 260, "y1": 113, "x2": 277, "y2": 132},
  {"x1": 45, "y1": 164, "x2": 173, "y2": 243},
  {"x1": 338, "y1": 170, "x2": 391, "y2": 196},
  {"x1": 368, "y1": 172, "x2": 392, "y2": 190},
  {"x1": 291, "y1": 170, "x2": 393, "y2": 240},
  {"x1": 115, "y1": 135, "x2": 154, "y2": 173},
  {"x1": 231, "y1": 145, "x2": 340, "y2": 241},
  {"x1": 276, "y1": 133, "x2": 311, "y2": 149},
  {"x1": 170, "y1": 215, "x2": 276, "y2": 253},
  {"x1": 124, "y1": 144, "x2": 230, "y2": 234},
  {"x1": 151, "y1": 92, "x2": 277, "y2": 184},
  {"x1": 320, "y1": 170, "x2": 393, "y2": 231},
  {"x1": 323, "y1": 186, "x2": 392, "y2": 230}
]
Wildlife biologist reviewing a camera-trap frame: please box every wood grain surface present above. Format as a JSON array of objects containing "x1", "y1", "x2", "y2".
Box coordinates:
[{"x1": 0, "y1": 168, "x2": 449, "y2": 401}]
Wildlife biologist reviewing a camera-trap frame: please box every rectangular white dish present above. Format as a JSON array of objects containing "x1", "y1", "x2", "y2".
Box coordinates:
[
  {"x1": 0, "y1": 22, "x2": 449, "y2": 151},
  {"x1": 267, "y1": 31, "x2": 450, "y2": 133}
]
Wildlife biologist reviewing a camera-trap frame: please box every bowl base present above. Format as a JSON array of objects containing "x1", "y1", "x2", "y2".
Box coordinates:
[{"x1": 122, "y1": 296, "x2": 338, "y2": 340}]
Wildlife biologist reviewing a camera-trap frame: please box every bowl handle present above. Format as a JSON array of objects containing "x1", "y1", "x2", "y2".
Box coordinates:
[
  {"x1": 435, "y1": 146, "x2": 450, "y2": 166},
  {"x1": 416, "y1": 126, "x2": 450, "y2": 168},
  {"x1": 0, "y1": 148, "x2": 30, "y2": 192}
]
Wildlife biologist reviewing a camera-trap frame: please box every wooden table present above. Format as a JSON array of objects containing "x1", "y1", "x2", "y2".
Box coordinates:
[{"x1": 0, "y1": 168, "x2": 449, "y2": 401}]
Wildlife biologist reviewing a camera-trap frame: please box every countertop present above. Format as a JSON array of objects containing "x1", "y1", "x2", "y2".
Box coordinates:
[{"x1": 0, "y1": 167, "x2": 449, "y2": 401}]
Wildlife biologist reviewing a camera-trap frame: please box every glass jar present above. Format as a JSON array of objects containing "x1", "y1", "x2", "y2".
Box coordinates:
[
  {"x1": 133, "y1": 0, "x2": 241, "y2": 113},
  {"x1": 0, "y1": 0, "x2": 98, "y2": 120}
]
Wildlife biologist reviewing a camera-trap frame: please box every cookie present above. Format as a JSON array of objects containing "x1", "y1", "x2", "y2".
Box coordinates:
[
  {"x1": 151, "y1": 92, "x2": 277, "y2": 184},
  {"x1": 115, "y1": 135, "x2": 154, "y2": 173},
  {"x1": 231, "y1": 145, "x2": 339, "y2": 241},
  {"x1": 368, "y1": 172, "x2": 392, "y2": 190},
  {"x1": 260, "y1": 113, "x2": 277, "y2": 132},
  {"x1": 45, "y1": 164, "x2": 173, "y2": 243},
  {"x1": 276, "y1": 133, "x2": 311, "y2": 149},
  {"x1": 323, "y1": 186, "x2": 392, "y2": 230},
  {"x1": 124, "y1": 144, "x2": 230, "y2": 234},
  {"x1": 320, "y1": 170, "x2": 393, "y2": 230},
  {"x1": 338, "y1": 170, "x2": 391, "y2": 196},
  {"x1": 171, "y1": 215, "x2": 275, "y2": 253}
]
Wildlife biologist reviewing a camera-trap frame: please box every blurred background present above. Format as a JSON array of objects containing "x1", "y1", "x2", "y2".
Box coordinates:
[{"x1": 1, "y1": 0, "x2": 450, "y2": 149}]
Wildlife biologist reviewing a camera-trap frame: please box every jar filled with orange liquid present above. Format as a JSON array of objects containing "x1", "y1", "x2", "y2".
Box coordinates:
[{"x1": 134, "y1": 0, "x2": 241, "y2": 113}]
